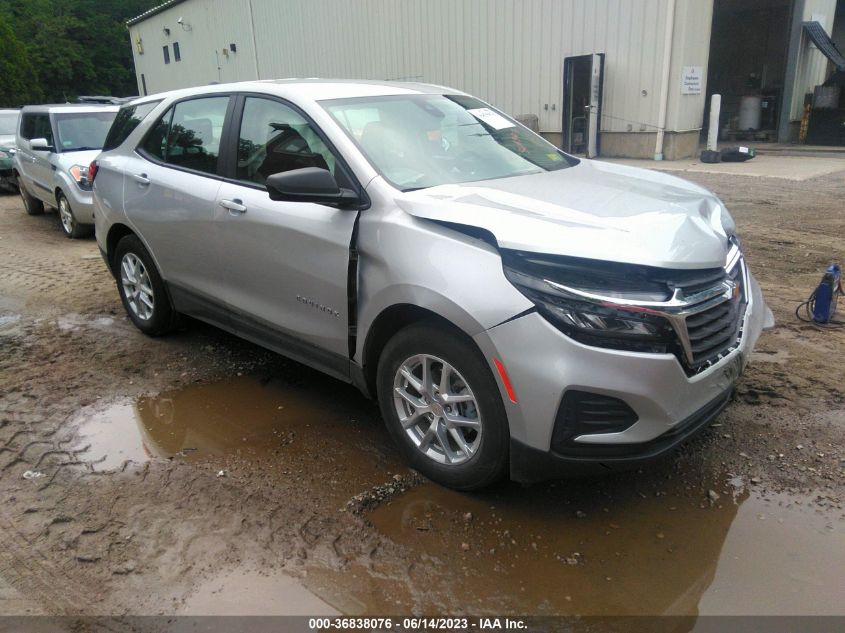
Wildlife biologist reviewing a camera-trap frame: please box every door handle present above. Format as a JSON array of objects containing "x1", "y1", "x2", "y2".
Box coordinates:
[
  {"x1": 131, "y1": 173, "x2": 150, "y2": 185},
  {"x1": 220, "y1": 198, "x2": 247, "y2": 214}
]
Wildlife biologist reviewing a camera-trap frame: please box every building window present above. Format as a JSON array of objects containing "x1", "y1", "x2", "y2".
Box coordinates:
[
  {"x1": 163, "y1": 45, "x2": 170, "y2": 64},
  {"x1": 173, "y1": 42, "x2": 181, "y2": 62}
]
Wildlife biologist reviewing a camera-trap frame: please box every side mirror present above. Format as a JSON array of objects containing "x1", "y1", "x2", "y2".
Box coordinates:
[
  {"x1": 266, "y1": 167, "x2": 359, "y2": 208},
  {"x1": 30, "y1": 138, "x2": 53, "y2": 152}
]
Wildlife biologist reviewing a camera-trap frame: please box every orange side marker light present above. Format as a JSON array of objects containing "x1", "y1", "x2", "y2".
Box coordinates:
[{"x1": 493, "y1": 358, "x2": 518, "y2": 403}]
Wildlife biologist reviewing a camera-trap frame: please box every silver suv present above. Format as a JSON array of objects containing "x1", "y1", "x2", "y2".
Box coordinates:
[
  {"x1": 14, "y1": 104, "x2": 118, "y2": 238},
  {"x1": 92, "y1": 81, "x2": 772, "y2": 490}
]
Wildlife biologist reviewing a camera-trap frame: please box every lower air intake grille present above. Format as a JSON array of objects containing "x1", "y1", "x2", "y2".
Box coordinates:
[{"x1": 551, "y1": 390, "x2": 638, "y2": 453}]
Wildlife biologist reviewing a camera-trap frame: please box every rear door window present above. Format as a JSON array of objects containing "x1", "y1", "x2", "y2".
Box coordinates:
[
  {"x1": 140, "y1": 107, "x2": 173, "y2": 161},
  {"x1": 103, "y1": 101, "x2": 161, "y2": 151},
  {"x1": 167, "y1": 97, "x2": 229, "y2": 174},
  {"x1": 139, "y1": 96, "x2": 230, "y2": 176}
]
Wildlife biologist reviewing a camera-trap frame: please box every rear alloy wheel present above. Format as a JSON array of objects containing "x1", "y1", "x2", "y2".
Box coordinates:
[
  {"x1": 115, "y1": 234, "x2": 178, "y2": 336},
  {"x1": 19, "y1": 179, "x2": 44, "y2": 216},
  {"x1": 377, "y1": 323, "x2": 509, "y2": 490},
  {"x1": 57, "y1": 193, "x2": 92, "y2": 238}
]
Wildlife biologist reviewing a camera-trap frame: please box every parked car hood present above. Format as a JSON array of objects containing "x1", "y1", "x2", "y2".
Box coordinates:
[
  {"x1": 54, "y1": 149, "x2": 101, "y2": 170},
  {"x1": 0, "y1": 134, "x2": 15, "y2": 147},
  {"x1": 395, "y1": 159, "x2": 735, "y2": 270}
]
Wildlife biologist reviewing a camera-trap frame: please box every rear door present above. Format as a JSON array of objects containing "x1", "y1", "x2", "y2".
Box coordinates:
[
  {"x1": 95, "y1": 101, "x2": 163, "y2": 224},
  {"x1": 123, "y1": 95, "x2": 234, "y2": 316},
  {"x1": 213, "y1": 95, "x2": 359, "y2": 373}
]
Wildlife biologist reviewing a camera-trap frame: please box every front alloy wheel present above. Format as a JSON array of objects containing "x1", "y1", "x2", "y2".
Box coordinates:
[
  {"x1": 59, "y1": 196, "x2": 74, "y2": 235},
  {"x1": 56, "y1": 193, "x2": 91, "y2": 238},
  {"x1": 377, "y1": 323, "x2": 509, "y2": 490},
  {"x1": 393, "y1": 354, "x2": 482, "y2": 465},
  {"x1": 120, "y1": 252, "x2": 155, "y2": 321}
]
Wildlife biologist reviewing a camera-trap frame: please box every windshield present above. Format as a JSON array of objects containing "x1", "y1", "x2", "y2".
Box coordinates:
[
  {"x1": 322, "y1": 94, "x2": 575, "y2": 191},
  {"x1": 54, "y1": 111, "x2": 117, "y2": 152},
  {"x1": 0, "y1": 112, "x2": 18, "y2": 136}
]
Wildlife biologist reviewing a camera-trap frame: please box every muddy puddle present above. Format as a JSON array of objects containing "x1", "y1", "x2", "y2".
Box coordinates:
[
  {"x1": 180, "y1": 568, "x2": 339, "y2": 616},
  {"x1": 70, "y1": 376, "x2": 845, "y2": 619},
  {"x1": 73, "y1": 375, "x2": 401, "y2": 497},
  {"x1": 364, "y1": 477, "x2": 845, "y2": 617}
]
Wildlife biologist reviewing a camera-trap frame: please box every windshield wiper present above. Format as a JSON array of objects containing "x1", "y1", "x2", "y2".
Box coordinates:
[{"x1": 63, "y1": 146, "x2": 101, "y2": 152}]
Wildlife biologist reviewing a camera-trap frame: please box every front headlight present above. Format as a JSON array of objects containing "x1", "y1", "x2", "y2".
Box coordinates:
[
  {"x1": 69, "y1": 164, "x2": 91, "y2": 189},
  {"x1": 502, "y1": 250, "x2": 677, "y2": 354}
]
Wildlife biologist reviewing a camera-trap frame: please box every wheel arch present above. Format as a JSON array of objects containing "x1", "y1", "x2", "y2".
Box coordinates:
[
  {"x1": 105, "y1": 223, "x2": 137, "y2": 276},
  {"x1": 360, "y1": 303, "x2": 487, "y2": 400}
]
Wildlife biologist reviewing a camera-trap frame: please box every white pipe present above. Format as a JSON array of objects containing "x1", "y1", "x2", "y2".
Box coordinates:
[
  {"x1": 247, "y1": 0, "x2": 261, "y2": 79},
  {"x1": 654, "y1": 0, "x2": 677, "y2": 161},
  {"x1": 707, "y1": 94, "x2": 721, "y2": 151}
]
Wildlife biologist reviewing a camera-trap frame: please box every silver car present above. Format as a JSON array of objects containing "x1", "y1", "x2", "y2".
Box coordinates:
[
  {"x1": 14, "y1": 104, "x2": 118, "y2": 237},
  {"x1": 92, "y1": 81, "x2": 772, "y2": 490}
]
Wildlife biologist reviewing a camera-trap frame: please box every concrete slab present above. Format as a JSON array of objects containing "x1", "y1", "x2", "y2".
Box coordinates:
[{"x1": 601, "y1": 154, "x2": 845, "y2": 181}]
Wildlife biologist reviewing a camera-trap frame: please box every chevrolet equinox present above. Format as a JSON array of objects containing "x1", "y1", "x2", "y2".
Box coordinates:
[{"x1": 92, "y1": 80, "x2": 773, "y2": 490}]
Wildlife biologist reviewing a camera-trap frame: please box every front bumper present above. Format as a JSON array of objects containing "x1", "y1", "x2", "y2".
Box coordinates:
[
  {"x1": 473, "y1": 273, "x2": 771, "y2": 483},
  {"x1": 64, "y1": 186, "x2": 95, "y2": 224},
  {"x1": 509, "y1": 388, "x2": 732, "y2": 480}
]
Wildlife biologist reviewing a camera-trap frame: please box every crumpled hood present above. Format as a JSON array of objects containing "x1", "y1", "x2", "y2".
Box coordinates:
[{"x1": 395, "y1": 159, "x2": 735, "y2": 269}]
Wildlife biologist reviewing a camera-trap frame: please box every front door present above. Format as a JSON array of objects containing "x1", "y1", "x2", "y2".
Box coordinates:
[
  {"x1": 214, "y1": 95, "x2": 358, "y2": 377},
  {"x1": 563, "y1": 53, "x2": 604, "y2": 158},
  {"x1": 18, "y1": 112, "x2": 55, "y2": 200}
]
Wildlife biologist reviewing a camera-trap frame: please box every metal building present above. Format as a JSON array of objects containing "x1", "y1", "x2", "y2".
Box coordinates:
[{"x1": 127, "y1": 0, "x2": 844, "y2": 158}]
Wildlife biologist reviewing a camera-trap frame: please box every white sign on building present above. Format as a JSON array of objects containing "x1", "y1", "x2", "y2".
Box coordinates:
[{"x1": 681, "y1": 66, "x2": 703, "y2": 95}]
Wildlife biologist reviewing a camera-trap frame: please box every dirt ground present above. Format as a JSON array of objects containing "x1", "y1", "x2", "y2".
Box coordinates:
[{"x1": 1, "y1": 168, "x2": 844, "y2": 622}]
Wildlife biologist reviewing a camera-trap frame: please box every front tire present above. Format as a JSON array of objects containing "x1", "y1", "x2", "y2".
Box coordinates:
[
  {"x1": 114, "y1": 235, "x2": 178, "y2": 336},
  {"x1": 377, "y1": 322, "x2": 510, "y2": 490},
  {"x1": 57, "y1": 192, "x2": 92, "y2": 238},
  {"x1": 19, "y1": 178, "x2": 44, "y2": 215}
]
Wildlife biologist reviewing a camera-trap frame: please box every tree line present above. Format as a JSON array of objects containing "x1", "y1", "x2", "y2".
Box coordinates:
[{"x1": 0, "y1": 0, "x2": 159, "y2": 107}]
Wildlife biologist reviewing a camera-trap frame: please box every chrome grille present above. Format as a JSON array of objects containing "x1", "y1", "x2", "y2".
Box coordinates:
[{"x1": 669, "y1": 248, "x2": 747, "y2": 373}]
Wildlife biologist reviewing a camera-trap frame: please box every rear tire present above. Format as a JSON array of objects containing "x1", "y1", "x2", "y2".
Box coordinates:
[
  {"x1": 57, "y1": 192, "x2": 92, "y2": 239},
  {"x1": 377, "y1": 322, "x2": 510, "y2": 490},
  {"x1": 114, "y1": 234, "x2": 178, "y2": 336},
  {"x1": 19, "y1": 179, "x2": 44, "y2": 215}
]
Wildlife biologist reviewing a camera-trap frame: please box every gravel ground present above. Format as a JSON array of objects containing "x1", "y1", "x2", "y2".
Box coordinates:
[{"x1": 0, "y1": 168, "x2": 843, "y2": 618}]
